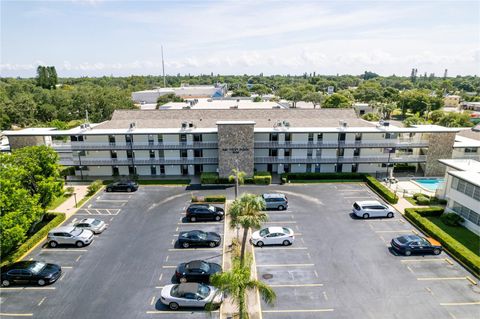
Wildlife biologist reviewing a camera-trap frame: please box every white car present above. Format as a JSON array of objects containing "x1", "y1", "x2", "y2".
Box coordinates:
[
  {"x1": 160, "y1": 283, "x2": 223, "y2": 310},
  {"x1": 250, "y1": 227, "x2": 295, "y2": 247},
  {"x1": 47, "y1": 226, "x2": 94, "y2": 248},
  {"x1": 72, "y1": 218, "x2": 107, "y2": 234},
  {"x1": 352, "y1": 200, "x2": 395, "y2": 219}
]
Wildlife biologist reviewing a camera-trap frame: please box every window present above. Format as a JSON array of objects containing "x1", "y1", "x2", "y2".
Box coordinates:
[
  {"x1": 355, "y1": 133, "x2": 362, "y2": 141},
  {"x1": 108, "y1": 135, "x2": 116, "y2": 144},
  {"x1": 128, "y1": 166, "x2": 135, "y2": 175},
  {"x1": 194, "y1": 149, "x2": 203, "y2": 157},
  {"x1": 158, "y1": 134, "x2": 163, "y2": 143},
  {"x1": 335, "y1": 164, "x2": 343, "y2": 172},
  {"x1": 270, "y1": 133, "x2": 278, "y2": 142},
  {"x1": 125, "y1": 135, "x2": 133, "y2": 143},
  {"x1": 353, "y1": 148, "x2": 360, "y2": 156},
  {"x1": 284, "y1": 149, "x2": 291, "y2": 157},
  {"x1": 78, "y1": 150, "x2": 86, "y2": 156},
  {"x1": 452, "y1": 176, "x2": 480, "y2": 201},
  {"x1": 285, "y1": 133, "x2": 292, "y2": 142},
  {"x1": 150, "y1": 166, "x2": 156, "y2": 175},
  {"x1": 465, "y1": 148, "x2": 478, "y2": 153},
  {"x1": 112, "y1": 166, "x2": 119, "y2": 176},
  {"x1": 127, "y1": 150, "x2": 134, "y2": 159},
  {"x1": 306, "y1": 164, "x2": 312, "y2": 172},
  {"x1": 180, "y1": 134, "x2": 187, "y2": 143},
  {"x1": 158, "y1": 150, "x2": 164, "y2": 158},
  {"x1": 316, "y1": 149, "x2": 322, "y2": 157},
  {"x1": 317, "y1": 133, "x2": 323, "y2": 141},
  {"x1": 193, "y1": 134, "x2": 202, "y2": 142},
  {"x1": 160, "y1": 165, "x2": 165, "y2": 174},
  {"x1": 352, "y1": 164, "x2": 358, "y2": 173},
  {"x1": 338, "y1": 133, "x2": 346, "y2": 141},
  {"x1": 110, "y1": 150, "x2": 117, "y2": 159},
  {"x1": 148, "y1": 135, "x2": 154, "y2": 145},
  {"x1": 149, "y1": 150, "x2": 155, "y2": 159},
  {"x1": 181, "y1": 150, "x2": 188, "y2": 158},
  {"x1": 308, "y1": 133, "x2": 314, "y2": 142},
  {"x1": 307, "y1": 149, "x2": 313, "y2": 157},
  {"x1": 269, "y1": 149, "x2": 278, "y2": 157},
  {"x1": 452, "y1": 201, "x2": 480, "y2": 226},
  {"x1": 337, "y1": 149, "x2": 344, "y2": 157}
]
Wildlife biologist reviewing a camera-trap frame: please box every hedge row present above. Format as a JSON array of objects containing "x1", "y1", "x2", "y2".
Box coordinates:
[
  {"x1": 1, "y1": 212, "x2": 66, "y2": 267},
  {"x1": 201, "y1": 172, "x2": 271, "y2": 185},
  {"x1": 191, "y1": 195, "x2": 226, "y2": 203},
  {"x1": 404, "y1": 208, "x2": 480, "y2": 276},
  {"x1": 364, "y1": 175, "x2": 398, "y2": 204}
]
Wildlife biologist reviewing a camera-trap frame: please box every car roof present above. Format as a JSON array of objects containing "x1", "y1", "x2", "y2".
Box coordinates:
[
  {"x1": 186, "y1": 230, "x2": 205, "y2": 234},
  {"x1": 400, "y1": 235, "x2": 421, "y2": 242},
  {"x1": 356, "y1": 200, "x2": 383, "y2": 206},
  {"x1": 79, "y1": 218, "x2": 95, "y2": 224},
  {"x1": 51, "y1": 226, "x2": 76, "y2": 233},
  {"x1": 262, "y1": 193, "x2": 286, "y2": 199},
  {"x1": 177, "y1": 283, "x2": 201, "y2": 294},
  {"x1": 2, "y1": 261, "x2": 37, "y2": 271},
  {"x1": 187, "y1": 260, "x2": 208, "y2": 268},
  {"x1": 266, "y1": 226, "x2": 286, "y2": 233}
]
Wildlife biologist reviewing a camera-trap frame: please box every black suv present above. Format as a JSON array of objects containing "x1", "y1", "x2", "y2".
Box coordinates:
[
  {"x1": 186, "y1": 204, "x2": 224, "y2": 222},
  {"x1": 106, "y1": 180, "x2": 138, "y2": 192}
]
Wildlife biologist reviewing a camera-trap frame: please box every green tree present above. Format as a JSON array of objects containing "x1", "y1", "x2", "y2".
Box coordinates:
[
  {"x1": 362, "y1": 112, "x2": 381, "y2": 121},
  {"x1": 229, "y1": 168, "x2": 246, "y2": 199},
  {"x1": 398, "y1": 90, "x2": 443, "y2": 115},
  {"x1": 428, "y1": 110, "x2": 445, "y2": 123},
  {"x1": 250, "y1": 84, "x2": 271, "y2": 95},
  {"x1": 229, "y1": 194, "x2": 267, "y2": 266},
  {"x1": 156, "y1": 93, "x2": 184, "y2": 107},
  {"x1": 210, "y1": 255, "x2": 275, "y2": 319},
  {"x1": 303, "y1": 91, "x2": 324, "y2": 108},
  {"x1": 378, "y1": 102, "x2": 397, "y2": 120},
  {"x1": 353, "y1": 81, "x2": 383, "y2": 103},
  {"x1": 232, "y1": 88, "x2": 251, "y2": 97},
  {"x1": 404, "y1": 114, "x2": 426, "y2": 127},
  {"x1": 437, "y1": 113, "x2": 473, "y2": 127},
  {"x1": 323, "y1": 93, "x2": 352, "y2": 108}
]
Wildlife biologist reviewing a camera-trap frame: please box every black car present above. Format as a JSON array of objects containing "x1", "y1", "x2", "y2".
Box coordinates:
[
  {"x1": 186, "y1": 204, "x2": 224, "y2": 222},
  {"x1": 178, "y1": 230, "x2": 221, "y2": 248},
  {"x1": 1, "y1": 261, "x2": 62, "y2": 287},
  {"x1": 391, "y1": 235, "x2": 443, "y2": 256},
  {"x1": 106, "y1": 180, "x2": 138, "y2": 192},
  {"x1": 175, "y1": 260, "x2": 222, "y2": 283}
]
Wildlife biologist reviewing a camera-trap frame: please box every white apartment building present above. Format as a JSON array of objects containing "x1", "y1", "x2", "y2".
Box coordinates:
[
  {"x1": 438, "y1": 159, "x2": 480, "y2": 235},
  {"x1": 452, "y1": 127, "x2": 480, "y2": 161},
  {"x1": 132, "y1": 84, "x2": 226, "y2": 103},
  {"x1": 3, "y1": 109, "x2": 460, "y2": 179}
]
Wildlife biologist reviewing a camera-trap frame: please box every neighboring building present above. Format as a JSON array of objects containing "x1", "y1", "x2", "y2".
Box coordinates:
[
  {"x1": 3, "y1": 109, "x2": 460, "y2": 179},
  {"x1": 438, "y1": 159, "x2": 480, "y2": 235},
  {"x1": 443, "y1": 95, "x2": 461, "y2": 108},
  {"x1": 132, "y1": 84, "x2": 227, "y2": 104},
  {"x1": 353, "y1": 103, "x2": 372, "y2": 116},
  {"x1": 452, "y1": 126, "x2": 480, "y2": 161},
  {"x1": 159, "y1": 99, "x2": 288, "y2": 110},
  {"x1": 461, "y1": 101, "x2": 480, "y2": 112}
]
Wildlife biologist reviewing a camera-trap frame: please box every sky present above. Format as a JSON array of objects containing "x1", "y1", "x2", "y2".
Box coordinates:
[{"x1": 1, "y1": 0, "x2": 479, "y2": 78}]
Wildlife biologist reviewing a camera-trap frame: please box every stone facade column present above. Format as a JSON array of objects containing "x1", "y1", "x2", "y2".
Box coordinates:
[
  {"x1": 8, "y1": 136, "x2": 46, "y2": 150},
  {"x1": 424, "y1": 132, "x2": 456, "y2": 176},
  {"x1": 217, "y1": 121, "x2": 255, "y2": 178}
]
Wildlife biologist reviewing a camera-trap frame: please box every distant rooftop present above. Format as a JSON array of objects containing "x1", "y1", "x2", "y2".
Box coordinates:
[
  {"x1": 438, "y1": 159, "x2": 480, "y2": 172},
  {"x1": 456, "y1": 125, "x2": 480, "y2": 141},
  {"x1": 449, "y1": 170, "x2": 480, "y2": 188},
  {"x1": 160, "y1": 99, "x2": 287, "y2": 110}
]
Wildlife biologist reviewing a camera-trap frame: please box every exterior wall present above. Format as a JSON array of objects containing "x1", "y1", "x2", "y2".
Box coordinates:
[
  {"x1": 254, "y1": 133, "x2": 269, "y2": 142},
  {"x1": 87, "y1": 166, "x2": 112, "y2": 176},
  {"x1": 323, "y1": 133, "x2": 337, "y2": 143},
  {"x1": 203, "y1": 149, "x2": 218, "y2": 158},
  {"x1": 165, "y1": 165, "x2": 181, "y2": 175},
  {"x1": 165, "y1": 150, "x2": 180, "y2": 159},
  {"x1": 202, "y1": 134, "x2": 218, "y2": 142},
  {"x1": 255, "y1": 164, "x2": 268, "y2": 172},
  {"x1": 321, "y1": 164, "x2": 335, "y2": 173},
  {"x1": 217, "y1": 123, "x2": 255, "y2": 178},
  {"x1": 8, "y1": 136, "x2": 46, "y2": 150},
  {"x1": 254, "y1": 149, "x2": 269, "y2": 157},
  {"x1": 291, "y1": 164, "x2": 306, "y2": 173},
  {"x1": 358, "y1": 163, "x2": 385, "y2": 173},
  {"x1": 203, "y1": 165, "x2": 217, "y2": 172},
  {"x1": 425, "y1": 133, "x2": 456, "y2": 176}
]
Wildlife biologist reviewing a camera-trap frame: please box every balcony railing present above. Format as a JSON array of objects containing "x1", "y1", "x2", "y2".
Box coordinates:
[
  {"x1": 52, "y1": 141, "x2": 218, "y2": 151},
  {"x1": 254, "y1": 139, "x2": 429, "y2": 149},
  {"x1": 61, "y1": 157, "x2": 219, "y2": 166},
  {"x1": 254, "y1": 155, "x2": 427, "y2": 164}
]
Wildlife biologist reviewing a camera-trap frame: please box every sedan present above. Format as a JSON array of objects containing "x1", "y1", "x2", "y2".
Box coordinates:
[
  {"x1": 186, "y1": 204, "x2": 224, "y2": 222},
  {"x1": 106, "y1": 180, "x2": 138, "y2": 192},
  {"x1": 160, "y1": 282, "x2": 223, "y2": 310},
  {"x1": 72, "y1": 218, "x2": 106, "y2": 234},
  {"x1": 178, "y1": 230, "x2": 221, "y2": 248},
  {"x1": 175, "y1": 260, "x2": 222, "y2": 283},
  {"x1": 1, "y1": 261, "x2": 62, "y2": 287},
  {"x1": 391, "y1": 235, "x2": 442, "y2": 256},
  {"x1": 250, "y1": 226, "x2": 295, "y2": 247}
]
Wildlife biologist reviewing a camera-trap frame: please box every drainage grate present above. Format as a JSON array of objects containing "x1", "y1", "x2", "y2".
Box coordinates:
[{"x1": 262, "y1": 273, "x2": 273, "y2": 280}]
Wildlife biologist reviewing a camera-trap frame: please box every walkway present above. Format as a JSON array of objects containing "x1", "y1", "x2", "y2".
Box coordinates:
[{"x1": 48, "y1": 185, "x2": 89, "y2": 220}]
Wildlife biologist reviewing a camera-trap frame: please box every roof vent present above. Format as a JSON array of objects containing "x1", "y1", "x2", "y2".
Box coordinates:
[
  {"x1": 129, "y1": 122, "x2": 136, "y2": 129},
  {"x1": 80, "y1": 123, "x2": 91, "y2": 130},
  {"x1": 181, "y1": 122, "x2": 188, "y2": 129},
  {"x1": 230, "y1": 105, "x2": 238, "y2": 109},
  {"x1": 339, "y1": 120, "x2": 347, "y2": 128}
]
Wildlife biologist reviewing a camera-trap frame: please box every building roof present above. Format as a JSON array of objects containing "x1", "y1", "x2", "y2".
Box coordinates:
[
  {"x1": 456, "y1": 126, "x2": 480, "y2": 141},
  {"x1": 448, "y1": 170, "x2": 480, "y2": 188},
  {"x1": 438, "y1": 159, "x2": 480, "y2": 172},
  {"x1": 160, "y1": 99, "x2": 287, "y2": 110}
]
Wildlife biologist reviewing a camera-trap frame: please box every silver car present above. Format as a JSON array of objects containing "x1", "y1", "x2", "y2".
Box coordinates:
[
  {"x1": 160, "y1": 282, "x2": 223, "y2": 310},
  {"x1": 72, "y1": 218, "x2": 106, "y2": 234},
  {"x1": 352, "y1": 200, "x2": 395, "y2": 219},
  {"x1": 47, "y1": 226, "x2": 94, "y2": 248}
]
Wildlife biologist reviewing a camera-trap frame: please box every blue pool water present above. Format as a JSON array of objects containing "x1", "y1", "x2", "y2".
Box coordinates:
[{"x1": 413, "y1": 178, "x2": 445, "y2": 191}]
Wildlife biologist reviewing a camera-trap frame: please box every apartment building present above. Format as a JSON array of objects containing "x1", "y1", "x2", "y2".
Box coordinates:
[
  {"x1": 132, "y1": 84, "x2": 226, "y2": 104},
  {"x1": 3, "y1": 108, "x2": 460, "y2": 179},
  {"x1": 452, "y1": 126, "x2": 480, "y2": 161},
  {"x1": 438, "y1": 159, "x2": 480, "y2": 235}
]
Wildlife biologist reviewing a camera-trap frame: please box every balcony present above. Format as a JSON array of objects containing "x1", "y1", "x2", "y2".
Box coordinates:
[
  {"x1": 254, "y1": 155, "x2": 427, "y2": 164},
  {"x1": 253, "y1": 139, "x2": 429, "y2": 149},
  {"x1": 52, "y1": 141, "x2": 218, "y2": 151},
  {"x1": 62, "y1": 157, "x2": 218, "y2": 166}
]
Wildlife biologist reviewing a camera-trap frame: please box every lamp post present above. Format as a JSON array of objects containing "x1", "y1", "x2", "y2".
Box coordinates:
[{"x1": 73, "y1": 192, "x2": 78, "y2": 208}]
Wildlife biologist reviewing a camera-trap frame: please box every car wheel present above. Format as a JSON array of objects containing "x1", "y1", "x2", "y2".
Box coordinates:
[
  {"x1": 209, "y1": 242, "x2": 216, "y2": 248},
  {"x1": 2, "y1": 279, "x2": 10, "y2": 287},
  {"x1": 127, "y1": 188, "x2": 132, "y2": 192},
  {"x1": 107, "y1": 188, "x2": 112, "y2": 192},
  {"x1": 182, "y1": 242, "x2": 190, "y2": 248},
  {"x1": 405, "y1": 250, "x2": 412, "y2": 256},
  {"x1": 169, "y1": 302, "x2": 179, "y2": 310},
  {"x1": 282, "y1": 240, "x2": 290, "y2": 246},
  {"x1": 190, "y1": 217, "x2": 196, "y2": 222},
  {"x1": 387, "y1": 212, "x2": 394, "y2": 218},
  {"x1": 362, "y1": 213, "x2": 370, "y2": 219},
  {"x1": 257, "y1": 241, "x2": 264, "y2": 247},
  {"x1": 76, "y1": 241, "x2": 84, "y2": 248},
  {"x1": 278, "y1": 205, "x2": 285, "y2": 211},
  {"x1": 49, "y1": 241, "x2": 58, "y2": 248},
  {"x1": 179, "y1": 277, "x2": 187, "y2": 283},
  {"x1": 38, "y1": 279, "x2": 46, "y2": 286},
  {"x1": 214, "y1": 215, "x2": 221, "y2": 221},
  {"x1": 433, "y1": 248, "x2": 441, "y2": 255}
]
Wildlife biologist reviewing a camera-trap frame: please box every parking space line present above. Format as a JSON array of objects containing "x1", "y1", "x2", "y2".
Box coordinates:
[
  {"x1": 425, "y1": 287, "x2": 434, "y2": 295},
  {"x1": 75, "y1": 255, "x2": 82, "y2": 262},
  {"x1": 255, "y1": 247, "x2": 308, "y2": 250},
  {"x1": 406, "y1": 266, "x2": 414, "y2": 274},
  {"x1": 417, "y1": 277, "x2": 467, "y2": 281},
  {"x1": 146, "y1": 310, "x2": 219, "y2": 314},
  {"x1": 445, "y1": 258, "x2": 454, "y2": 265},
  {"x1": 41, "y1": 249, "x2": 88, "y2": 252},
  {"x1": 401, "y1": 259, "x2": 447, "y2": 263},
  {"x1": 0, "y1": 287, "x2": 56, "y2": 291},
  {"x1": 367, "y1": 219, "x2": 404, "y2": 223},
  {"x1": 264, "y1": 221, "x2": 297, "y2": 224},
  {"x1": 161, "y1": 266, "x2": 176, "y2": 269},
  {"x1": 96, "y1": 200, "x2": 128, "y2": 202},
  {"x1": 59, "y1": 273, "x2": 66, "y2": 281},
  {"x1": 165, "y1": 256, "x2": 169, "y2": 262},
  {"x1": 440, "y1": 301, "x2": 480, "y2": 306},
  {"x1": 343, "y1": 196, "x2": 373, "y2": 199},
  {"x1": 150, "y1": 296, "x2": 156, "y2": 306},
  {"x1": 466, "y1": 276, "x2": 477, "y2": 285},
  {"x1": 177, "y1": 222, "x2": 223, "y2": 225},
  {"x1": 314, "y1": 270, "x2": 319, "y2": 278},
  {"x1": 269, "y1": 284, "x2": 323, "y2": 287},
  {"x1": 256, "y1": 264, "x2": 314, "y2": 267},
  {"x1": 262, "y1": 309, "x2": 334, "y2": 313},
  {"x1": 168, "y1": 248, "x2": 222, "y2": 251},
  {"x1": 0, "y1": 313, "x2": 33, "y2": 317},
  {"x1": 37, "y1": 297, "x2": 46, "y2": 306},
  {"x1": 323, "y1": 291, "x2": 328, "y2": 300},
  {"x1": 375, "y1": 230, "x2": 413, "y2": 233},
  {"x1": 155, "y1": 286, "x2": 164, "y2": 289}
]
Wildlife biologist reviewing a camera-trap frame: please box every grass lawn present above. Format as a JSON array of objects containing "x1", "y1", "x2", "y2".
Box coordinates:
[
  {"x1": 47, "y1": 194, "x2": 72, "y2": 210},
  {"x1": 428, "y1": 217, "x2": 480, "y2": 257}
]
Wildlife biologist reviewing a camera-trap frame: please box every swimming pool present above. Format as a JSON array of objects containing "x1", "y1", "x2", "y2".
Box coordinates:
[{"x1": 412, "y1": 178, "x2": 445, "y2": 192}]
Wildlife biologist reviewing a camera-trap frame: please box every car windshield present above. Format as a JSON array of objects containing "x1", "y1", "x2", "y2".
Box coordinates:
[
  {"x1": 71, "y1": 228, "x2": 83, "y2": 236},
  {"x1": 197, "y1": 284, "x2": 211, "y2": 298},
  {"x1": 259, "y1": 228, "x2": 270, "y2": 237},
  {"x1": 29, "y1": 262, "x2": 46, "y2": 274},
  {"x1": 207, "y1": 205, "x2": 216, "y2": 212},
  {"x1": 91, "y1": 220, "x2": 101, "y2": 226},
  {"x1": 171, "y1": 285, "x2": 180, "y2": 297},
  {"x1": 397, "y1": 236, "x2": 408, "y2": 244},
  {"x1": 188, "y1": 262, "x2": 210, "y2": 272},
  {"x1": 282, "y1": 227, "x2": 291, "y2": 235},
  {"x1": 419, "y1": 238, "x2": 430, "y2": 246}
]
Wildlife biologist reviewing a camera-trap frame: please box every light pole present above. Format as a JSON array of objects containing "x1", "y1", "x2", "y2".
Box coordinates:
[{"x1": 73, "y1": 192, "x2": 78, "y2": 208}]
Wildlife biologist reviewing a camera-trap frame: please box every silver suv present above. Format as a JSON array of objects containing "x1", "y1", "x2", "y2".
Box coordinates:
[
  {"x1": 352, "y1": 200, "x2": 395, "y2": 219},
  {"x1": 262, "y1": 193, "x2": 288, "y2": 210},
  {"x1": 47, "y1": 226, "x2": 94, "y2": 248}
]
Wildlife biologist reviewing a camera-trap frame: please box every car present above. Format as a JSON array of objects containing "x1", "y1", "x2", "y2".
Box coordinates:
[
  {"x1": 178, "y1": 230, "x2": 221, "y2": 248},
  {"x1": 250, "y1": 226, "x2": 294, "y2": 247},
  {"x1": 390, "y1": 235, "x2": 442, "y2": 256},
  {"x1": 1, "y1": 261, "x2": 62, "y2": 287},
  {"x1": 352, "y1": 200, "x2": 395, "y2": 219},
  {"x1": 262, "y1": 193, "x2": 288, "y2": 210},
  {"x1": 106, "y1": 180, "x2": 138, "y2": 192},
  {"x1": 175, "y1": 260, "x2": 222, "y2": 283},
  {"x1": 185, "y1": 204, "x2": 224, "y2": 222},
  {"x1": 72, "y1": 218, "x2": 106, "y2": 234},
  {"x1": 160, "y1": 282, "x2": 223, "y2": 310},
  {"x1": 47, "y1": 226, "x2": 94, "y2": 248}
]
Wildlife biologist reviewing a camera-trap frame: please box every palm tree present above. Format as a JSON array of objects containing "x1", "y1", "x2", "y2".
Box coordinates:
[
  {"x1": 229, "y1": 168, "x2": 246, "y2": 199},
  {"x1": 229, "y1": 194, "x2": 267, "y2": 266},
  {"x1": 210, "y1": 255, "x2": 276, "y2": 319}
]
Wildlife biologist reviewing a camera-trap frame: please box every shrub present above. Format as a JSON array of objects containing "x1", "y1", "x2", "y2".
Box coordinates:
[
  {"x1": 254, "y1": 171, "x2": 271, "y2": 176},
  {"x1": 87, "y1": 180, "x2": 103, "y2": 196},
  {"x1": 201, "y1": 172, "x2": 219, "y2": 184},
  {"x1": 404, "y1": 208, "x2": 480, "y2": 275},
  {"x1": 284, "y1": 172, "x2": 365, "y2": 181},
  {"x1": 1, "y1": 212, "x2": 66, "y2": 267},
  {"x1": 416, "y1": 196, "x2": 431, "y2": 205},
  {"x1": 254, "y1": 175, "x2": 271, "y2": 185},
  {"x1": 191, "y1": 195, "x2": 226, "y2": 203},
  {"x1": 413, "y1": 193, "x2": 429, "y2": 200},
  {"x1": 362, "y1": 112, "x2": 380, "y2": 121},
  {"x1": 440, "y1": 213, "x2": 464, "y2": 226},
  {"x1": 364, "y1": 175, "x2": 398, "y2": 204},
  {"x1": 413, "y1": 207, "x2": 444, "y2": 217},
  {"x1": 65, "y1": 186, "x2": 75, "y2": 195}
]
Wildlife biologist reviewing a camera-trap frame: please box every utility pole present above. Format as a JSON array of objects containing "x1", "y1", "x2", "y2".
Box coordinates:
[{"x1": 161, "y1": 45, "x2": 166, "y2": 87}]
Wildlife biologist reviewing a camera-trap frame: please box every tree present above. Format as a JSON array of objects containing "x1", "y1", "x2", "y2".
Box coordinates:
[
  {"x1": 362, "y1": 112, "x2": 381, "y2": 121},
  {"x1": 210, "y1": 255, "x2": 275, "y2": 319},
  {"x1": 437, "y1": 112, "x2": 473, "y2": 127},
  {"x1": 362, "y1": 71, "x2": 379, "y2": 80},
  {"x1": 323, "y1": 93, "x2": 352, "y2": 108},
  {"x1": 250, "y1": 84, "x2": 271, "y2": 95},
  {"x1": 232, "y1": 88, "x2": 251, "y2": 97},
  {"x1": 36, "y1": 66, "x2": 58, "y2": 89},
  {"x1": 229, "y1": 168, "x2": 246, "y2": 199},
  {"x1": 378, "y1": 102, "x2": 397, "y2": 120},
  {"x1": 398, "y1": 90, "x2": 443, "y2": 115},
  {"x1": 353, "y1": 81, "x2": 383, "y2": 103},
  {"x1": 156, "y1": 93, "x2": 184, "y2": 107},
  {"x1": 303, "y1": 92, "x2": 323, "y2": 108},
  {"x1": 404, "y1": 115, "x2": 426, "y2": 127},
  {"x1": 229, "y1": 194, "x2": 267, "y2": 266}
]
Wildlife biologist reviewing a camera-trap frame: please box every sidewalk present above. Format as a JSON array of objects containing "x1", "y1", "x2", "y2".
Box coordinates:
[
  {"x1": 48, "y1": 185, "x2": 89, "y2": 220},
  {"x1": 392, "y1": 197, "x2": 418, "y2": 215}
]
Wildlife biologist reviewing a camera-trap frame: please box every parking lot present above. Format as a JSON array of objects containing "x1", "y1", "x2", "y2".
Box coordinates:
[{"x1": 1, "y1": 183, "x2": 478, "y2": 319}]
